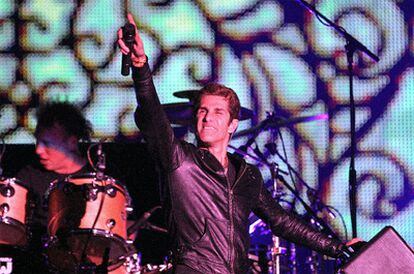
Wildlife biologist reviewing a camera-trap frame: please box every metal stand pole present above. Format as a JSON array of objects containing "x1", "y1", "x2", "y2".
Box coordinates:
[
  {"x1": 271, "y1": 235, "x2": 282, "y2": 274},
  {"x1": 270, "y1": 163, "x2": 287, "y2": 274}
]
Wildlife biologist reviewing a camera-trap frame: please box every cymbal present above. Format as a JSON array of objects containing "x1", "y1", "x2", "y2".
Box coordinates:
[
  {"x1": 163, "y1": 102, "x2": 253, "y2": 125},
  {"x1": 234, "y1": 113, "x2": 328, "y2": 137},
  {"x1": 173, "y1": 89, "x2": 200, "y2": 100}
]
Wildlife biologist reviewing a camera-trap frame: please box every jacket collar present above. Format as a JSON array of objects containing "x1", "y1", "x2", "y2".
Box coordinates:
[{"x1": 195, "y1": 148, "x2": 247, "y2": 179}]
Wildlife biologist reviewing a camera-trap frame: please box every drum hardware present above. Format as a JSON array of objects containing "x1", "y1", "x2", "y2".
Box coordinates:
[
  {"x1": 124, "y1": 253, "x2": 141, "y2": 273},
  {"x1": 106, "y1": 218, "x2": 116, "y2": 230},
  {"x1": 106, "y1": 186, "x2": 117, "y2": 197},
  {"x1": 0, "y1": 184, "x2": 15, "y2": 198},
  {"x1": 0, "y1": 203, "x2": 9, "y2": 215},
  {"x1": 141, "y1": 263, "x2": 172, "y2": 273},
  {"x1": 0, "y1": 178, "x2": 28, "y2": 246},
  {"x1": 85, "y1": 183, "x2": 99, "y2": 201},
  {"x1": 83, "y1": 183, "x2": 119, "y2": 202},
  {"x1": 233, "y1": 112, "x2": 346, "y2": 273},
  {"x1": 46, "y1": 173, "x2": 134, "y2": 272}
]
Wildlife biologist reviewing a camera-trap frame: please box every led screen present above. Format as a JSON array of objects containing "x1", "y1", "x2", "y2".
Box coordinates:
[{"x1": 0, "y1": 0, "x2": 413, "y2": 246}]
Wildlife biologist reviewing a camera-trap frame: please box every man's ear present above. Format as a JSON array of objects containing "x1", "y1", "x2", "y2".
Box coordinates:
[{"x1": 228, "y1": 119, "x2": 239, "y2": 134}]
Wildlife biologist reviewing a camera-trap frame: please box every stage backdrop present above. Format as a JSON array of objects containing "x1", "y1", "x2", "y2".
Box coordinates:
[{"x1": 0, "y1": 0, "x2": 413, "y2": 246}]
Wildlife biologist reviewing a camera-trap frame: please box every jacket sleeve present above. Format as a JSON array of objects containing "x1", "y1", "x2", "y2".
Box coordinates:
[
  {"x1": 252, "y1": 172, "x2": 345, "y2": 258},
  {"x1": 132, "y1": 62, "x2": 181, "y2": 172}
]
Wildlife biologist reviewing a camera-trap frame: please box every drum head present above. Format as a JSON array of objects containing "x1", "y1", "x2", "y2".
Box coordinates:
[{"x1": 46, "y1": 230, "x2": 130, "y2": 272}]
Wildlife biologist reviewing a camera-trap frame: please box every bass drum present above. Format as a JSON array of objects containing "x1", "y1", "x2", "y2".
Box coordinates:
[
  {"x1": 46, "y1": 173, "x2": 134, "y2": 272},
  {"x1": 0, "y1": 177, "x2": 28, "y2": 246}
]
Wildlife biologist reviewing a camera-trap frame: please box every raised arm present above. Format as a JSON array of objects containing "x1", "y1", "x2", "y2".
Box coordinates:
[{"x1": 117, "y1": 14, "x2": 178, "y2": 172}]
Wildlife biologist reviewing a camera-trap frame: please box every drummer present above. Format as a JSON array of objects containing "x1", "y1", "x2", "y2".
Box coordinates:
[{"x1": 16, "y1": 101, "x2": 93, "y2": 251}]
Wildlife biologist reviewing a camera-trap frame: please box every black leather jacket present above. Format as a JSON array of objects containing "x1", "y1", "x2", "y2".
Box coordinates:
[{"x1": 132, "y1": 63, "x2": 344, "y2": 273}]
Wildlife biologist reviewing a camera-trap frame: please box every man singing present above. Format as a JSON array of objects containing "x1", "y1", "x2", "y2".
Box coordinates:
[{"x1": 118, "y1": 13, "x2": 349, "y2": 274}]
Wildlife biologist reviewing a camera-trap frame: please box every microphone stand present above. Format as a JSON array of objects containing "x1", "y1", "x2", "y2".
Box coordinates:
[
  {"x1": 294, "y1": 0, "x2": 380, "y2": 238},
  {"x1": 269, "y1": 163, "x2": 286, "y2": 274}
]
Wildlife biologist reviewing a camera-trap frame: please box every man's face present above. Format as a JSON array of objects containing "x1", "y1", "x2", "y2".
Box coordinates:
[
  {"x1": 35, "y1": 125, "x2": 77, "y2": 172},
  {"x1": 196, "y1": 95, "x2": 238, "y2": 148}
]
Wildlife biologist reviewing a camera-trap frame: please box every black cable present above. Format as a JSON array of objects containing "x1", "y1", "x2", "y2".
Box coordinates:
[
  {"x1": 79, "y1": 178, "x2": 107, "y2": 270},
  {"x1": 87, "y1": 143, "x2": 99, "y2": 173},
  {"x1": 326, "y1": 205, "x2": 349, "y2": 242},
  {"x1": 79, "y1": 143, "x2": 109, "y2": 270},
  {"x1": 276, "y1": 127, "x2": 300, "y2": 193},
  {"x1": 273, "y1": 147, "x2": 316, "y2": 192}
]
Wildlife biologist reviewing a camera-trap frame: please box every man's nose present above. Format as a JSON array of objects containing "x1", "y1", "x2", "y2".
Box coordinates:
[
  {"x1": 202, "y1": 111, "x2": 211, "y2": 122},
  {"x1": 35, "y1": 143, "x2": 45, "y2": 155}
]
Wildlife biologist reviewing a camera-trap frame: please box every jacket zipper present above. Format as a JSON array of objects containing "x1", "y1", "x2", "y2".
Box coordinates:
[
  {"x1": 228, "y1": 182, "x2": 234, "y2": 273},
  {"x1": 228, "y1": 164, "x2": 247, "y2": 273},
  {"x1": 231, "y1": 163, "x2": 247, "y2": 191}
]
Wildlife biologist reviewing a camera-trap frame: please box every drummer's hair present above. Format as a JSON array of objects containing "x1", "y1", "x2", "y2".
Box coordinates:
[
  {"x1": 195, "y1": 83, "x2": 241, "y2": 121},
  {"x1": 35, "y1": 101, "x2": 92, "y2": 141}
]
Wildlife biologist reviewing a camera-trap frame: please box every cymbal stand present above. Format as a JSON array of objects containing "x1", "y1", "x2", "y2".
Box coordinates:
[
  {"x1": 269, "y1": 163, "x2": 286, "y2": 274},
  {"x1": 289, "y1": 242, "x2": 297, "y2": 274},
  {"x1": 307, "y1": 250, "x2": 319, "y2": 274}
]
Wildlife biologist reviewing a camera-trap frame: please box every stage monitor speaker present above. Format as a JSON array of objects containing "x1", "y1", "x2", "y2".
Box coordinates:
[{"x1": 341, "y1": 226, "x2": 414, "y2": 274}]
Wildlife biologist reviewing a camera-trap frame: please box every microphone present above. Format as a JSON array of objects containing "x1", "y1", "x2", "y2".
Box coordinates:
[
  {"x1": 239, "y1": 135, "x2": 256, "y2": 152},
  {"x1": 146, "y1": 223, "x2": 168, "y2": 234},
  {"x1": 307, "y1": 189, "x2": 336, "y2": 219},
  {"x1": 121, "y1": 23, "x2": 136, "y2": 76},
  {"x1": 127, "y1": 206, "x2": 161, "y2": 236}
]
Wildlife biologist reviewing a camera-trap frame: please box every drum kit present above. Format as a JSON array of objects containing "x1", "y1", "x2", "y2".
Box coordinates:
[
  {"x1": 0, "y1": 141, "x2": 170, "y2": 273},
  {"x1": 0, "y1": 89, "x2": 333, "y2": 274}
]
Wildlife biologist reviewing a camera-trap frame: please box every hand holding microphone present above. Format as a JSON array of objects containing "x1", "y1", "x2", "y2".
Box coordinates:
[
  {"x1": 121, "y1": 23, "x2": 135, "y2": 76},
  {"x1": 117, "y1": 13, "x2": 147, "y2": 75}
]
